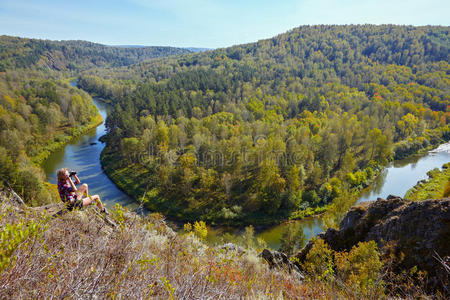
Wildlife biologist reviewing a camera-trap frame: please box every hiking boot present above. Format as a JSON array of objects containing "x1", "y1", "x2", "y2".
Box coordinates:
[{"x1": 101, "y1": 207, "x2": 110, "y2": 215}]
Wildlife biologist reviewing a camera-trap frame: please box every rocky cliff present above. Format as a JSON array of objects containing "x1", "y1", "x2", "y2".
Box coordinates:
[{"x1": 295, "y1": 195, "x2": 450, "y2": 293}]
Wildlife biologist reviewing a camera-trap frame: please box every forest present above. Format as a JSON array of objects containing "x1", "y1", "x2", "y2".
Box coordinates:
[
  {"x1": 78, "y1": 25, "x2": 450, "y2": 225},
  {"x1": 0, "y1": 24, "x2": 449, "y2": 298},
  {"x1": 0, "y1": 35, "x2": 191, "y2": 71},
  {"x1": 0, "y1": 37, "x2": 190, "y2": 206},
  {"x1": 0, "y1": 69, "x2": 99, "y2": 205},
  {"x1": 0, "y1": 25, "x2": 449, "y2": 224}
]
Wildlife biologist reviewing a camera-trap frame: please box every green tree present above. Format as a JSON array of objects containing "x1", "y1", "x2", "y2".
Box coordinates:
[
  {"x1": 279, "y1": 224, "x2": 306, "y2": 255},
  {"x1": 121, "y1": 137, "x2": 141, "y2": 164},
  {"x1": 303, "y1": 238, "x2": 334, "y2": 283}
]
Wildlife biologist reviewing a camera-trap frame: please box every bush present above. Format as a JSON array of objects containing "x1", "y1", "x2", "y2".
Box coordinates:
[
  {"x1": 426, "y1": 168, "x2": 440, "y2": 179},
  {"x1": 303, "y1": 238, "x2": 334, "y2": 284},
  {"x1": 345, "y1": 170, "x2": 368, "y2": 187},
  {"x1": 0, "y1": 209, "x2": 46, "y2": 273},
  {"x1": 444, "y1": 181, "x2": 450, "y2": 197},
  {"x1": 183, "y1": 221, "x2": 208, "y2": 240},
  {"x1": 335, "y1": 241, "x2": 384, "y2": 298},
  {"x1": 193, "y1": 221, "x2": 208, "y2": 240}
]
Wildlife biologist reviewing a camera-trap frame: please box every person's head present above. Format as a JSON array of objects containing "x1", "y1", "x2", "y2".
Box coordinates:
[{"x1": 57, "y1": 168, "x2": 69, "y2": 182}]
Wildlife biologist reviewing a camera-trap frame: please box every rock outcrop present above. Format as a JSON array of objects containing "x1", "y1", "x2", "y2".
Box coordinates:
[
  {"x1": 295, "y1": 195, "x2": 450, "y2": 292},
  {"x1": 260, "y1": 249, "x2": 304, "y2": 280}
]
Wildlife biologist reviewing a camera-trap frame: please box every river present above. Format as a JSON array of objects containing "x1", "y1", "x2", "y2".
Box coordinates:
[
  {"x1": 42, "y1": 84, "x2": 450, "y2": 249},
  {"x1": 253, "y1": 144, "x2": 450, "y2": 249},
  {"x1": 42, "y1": 82, "x2": 140, "y2": 212}
]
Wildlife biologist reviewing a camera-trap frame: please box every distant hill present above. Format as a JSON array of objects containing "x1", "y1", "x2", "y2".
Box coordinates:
[
  {"x1": 112, "y1": 45, "x2": 211, "y2": 52},
  {"x1": 185, "y1": 47, "x2": 211, "y2": 52},
  {"x1": 112, "y1": 45, "x2": 149, "y2": 48},
  {"x1": 0, "y1": 35, "x2": 191, "y2": 71}
]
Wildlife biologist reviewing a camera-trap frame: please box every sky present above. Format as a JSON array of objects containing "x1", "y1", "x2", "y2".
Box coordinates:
[{"x1": 0, "y1": 0, "x2": 448, "y2": 49}]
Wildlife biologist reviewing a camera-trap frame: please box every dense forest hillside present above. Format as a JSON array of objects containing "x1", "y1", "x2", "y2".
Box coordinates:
[
  {"x1": 79, "y1": 25, "x2": 450, "y2": 225},
  {"x1": 0, "y1": 24, "x2": 449, "y2": 299},
  {"x1": 0, "y1": 70, "x2": 100, "y2": 205},
  {"x1": 0, "y1": 35, "x2": 193, "y2": 206},
  {"x1": 0, "y1": 35, "x2": 191, "y2": 71}
]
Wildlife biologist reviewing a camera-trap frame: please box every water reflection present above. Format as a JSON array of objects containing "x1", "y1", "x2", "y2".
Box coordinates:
[
  {"x1": 216, "y1": 143, "x2": 450, "y2": 250},
  {"x1": 256, "y1": 217, "x2": 324, "y2": 250},
  {"x1": 43, "y1": 80, "x2": 450, "y2": 249},
  {"x1": 42, "y1": 97, "x2": 141, "y2": 212},
  {"x1": 357, "y1": 149, "x2": 450, "y2": 204},
  {"x1": 359, "y1": 169, "x2": 388, "y2": 198}
]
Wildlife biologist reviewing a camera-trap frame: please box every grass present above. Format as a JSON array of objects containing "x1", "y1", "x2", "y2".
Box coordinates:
[
  {"x1": 0, "y1": 198, "x2": 328, "y2": 299},
  {"x1": 1, "y1": 189, "x2": 441, "y2": 298},
  {"x1": 404, "y1": 163, "x2": 450, "y2": 200}
]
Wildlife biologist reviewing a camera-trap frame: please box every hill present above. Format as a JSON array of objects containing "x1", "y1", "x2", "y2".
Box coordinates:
[
  {"x1": 79, "y1": 25, "x2": 450, "y2": 225},
  {"x1": 0, "y1": 70, "x2": 101, "y2": 205},
  {"x1": 0, "y1": 35, "x2": 191, "y2": 71},
  {"x1": 1, "y1": 187, "x2": 448, "y2": 298}
]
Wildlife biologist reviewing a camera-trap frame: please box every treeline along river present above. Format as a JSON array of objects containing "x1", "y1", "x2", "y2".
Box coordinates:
[
  {"x1": 42, "y1": 81, "x2": 139, "y2": 211},
  {"x1": 42, "y1": 83, "x2": 450, "y2": 249}
]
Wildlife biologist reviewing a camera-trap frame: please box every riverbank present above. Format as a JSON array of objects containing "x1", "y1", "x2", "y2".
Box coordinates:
[
  {"x1": 100, "y1": 136, "x2": 449, "y2": 228},
  {"x1": 288, "y1": 166, "x2": 384, "y2": 222},
  {"x1": 393, "y1": 127, "x2": 450, "y2": 159},
  {"x1": 257, "y1": 142, "x2": 450, "y2": 249},
  {"x1": 32, "y1": 113, "x2": 103, "y2": 165},
  {"x1": 100, "y1": 148, "x2": 292, "y2": 227},
  {"x1": 32, "y1": 76, "x2": 105, "y2": 165},
  {"x1": 404, "y1": 162, "x2": 450, "y2": 200},
  {"x1": 281, "y1": 135, "x2": 450, "y2": 222}
]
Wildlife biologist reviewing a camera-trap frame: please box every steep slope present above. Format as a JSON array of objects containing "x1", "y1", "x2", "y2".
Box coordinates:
[
  {"x1": 0, "y1": 188, "x2": 329, "y2": 299},
  {"x1": 3, "y1": 186, "x2": 448, "y2": 298}
]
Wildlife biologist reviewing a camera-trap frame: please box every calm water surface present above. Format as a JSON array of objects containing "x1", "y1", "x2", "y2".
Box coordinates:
[
  {"x1": 250, "y1": 144, "x2": 450, "y2": 249},
  {"x1": 42, "y1": 82, "x2": 140, "y2": 211},
  {"x1": 42, "y1": 82, "x2": 449, "y2": 249}
]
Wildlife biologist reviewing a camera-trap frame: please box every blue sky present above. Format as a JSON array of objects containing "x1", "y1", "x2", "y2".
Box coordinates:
[{"x1": 0, "y1": 0, "x2": 448, "y2": 48}]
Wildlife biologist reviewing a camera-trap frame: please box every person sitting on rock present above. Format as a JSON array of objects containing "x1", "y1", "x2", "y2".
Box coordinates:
[{"x1": 57, "y1": 168, "x2": 108, "y2": 214}]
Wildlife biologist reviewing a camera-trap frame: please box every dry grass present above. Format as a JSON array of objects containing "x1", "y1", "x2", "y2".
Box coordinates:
[
  {"x1": 0, "y1": 202, "x2": 322, "y2": 299},
  {"x1": 1, "y1": 198, "x2": 440, "y2": 299}
]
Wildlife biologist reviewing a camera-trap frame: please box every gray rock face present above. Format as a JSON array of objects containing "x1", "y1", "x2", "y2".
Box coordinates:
[
  {"x1": 295, "y1": 196, "x2": 450, "y2": 292},
  {"x1": 259, "y1": 249, "x2": 304, "y2": 280}
]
